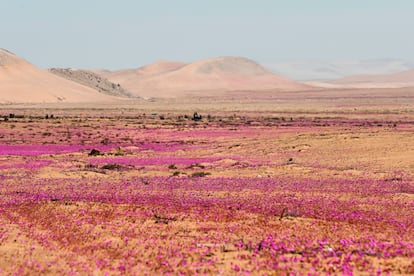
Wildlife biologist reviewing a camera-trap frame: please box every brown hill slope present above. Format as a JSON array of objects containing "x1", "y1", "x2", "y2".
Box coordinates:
[
  {"x1": 103, "y1": 57, "x2": 312, "y2": 98},
  {"x1": 49, "y1": 68, "x2": 134, "y2": 98},
  {"x1": 0, "y1": 49, "x2": 120, "y2": 104}
]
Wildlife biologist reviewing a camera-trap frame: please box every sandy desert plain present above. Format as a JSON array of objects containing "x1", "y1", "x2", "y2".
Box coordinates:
[{"x1": 1, "y1": 49, "x2": 414, "y2": 275}]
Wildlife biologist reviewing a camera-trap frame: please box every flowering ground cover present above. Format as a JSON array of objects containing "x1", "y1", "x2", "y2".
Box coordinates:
[{"x1": 0, "y1": 112, "x2": 413, "y2": 275}]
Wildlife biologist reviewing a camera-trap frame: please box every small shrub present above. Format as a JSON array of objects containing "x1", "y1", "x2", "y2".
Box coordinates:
[
  {"x1": 168, "y1": 164, "x2": 178, "y2": 170},
  {"x1": 85, "y1": 163, "x2": 96, "y2": 169},
  {"x1": 187, "y1": 163, "x2": 205, "y2": 169},
  {"x1": 154, "y1": 214, "x2": 177, "y2": 224},
  {"x1": 101, "y1": 138, "x2": 110, "y2": 145},
  {"x1": 279, "y1": 207, "x2": 300, "y2": 220},
  {"x1": 191, "y1": 171, "x2": 211, "y2": 178},
  {"x1": 101, "y1": 164, "x2": 122, "y2": 170},
  {"x1": 88, "y1": 149, "x2": 103, "y2": 156},
  {"x1": 171, "y1": 171, "x2": 181, "y2": 177},
  {"x1": 112, "y1": 147, "x2": 130, "y2": 156}
]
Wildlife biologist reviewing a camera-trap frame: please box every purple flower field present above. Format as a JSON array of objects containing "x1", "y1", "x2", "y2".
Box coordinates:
[{"x1": 0, "y1": 114, "x2": 413, "y2": 274}]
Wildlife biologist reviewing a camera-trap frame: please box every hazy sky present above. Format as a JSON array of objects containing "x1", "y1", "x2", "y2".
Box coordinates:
[{"x1": 2, "y1": 0, "x2": 414, "y2": 70}]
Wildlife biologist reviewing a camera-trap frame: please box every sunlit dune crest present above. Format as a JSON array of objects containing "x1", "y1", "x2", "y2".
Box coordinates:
[{"x1": 0, "y1": 49, "x2": 121, "y2": 104}]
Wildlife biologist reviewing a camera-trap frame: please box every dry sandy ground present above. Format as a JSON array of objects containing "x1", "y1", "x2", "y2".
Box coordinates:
[{"x1": 2, "y1": 84, "x2": 413, "y2": 121}]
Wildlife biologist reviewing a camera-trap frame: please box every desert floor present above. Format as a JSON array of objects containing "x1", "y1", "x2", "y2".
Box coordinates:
[{"x1": 0, "y1": 94, "x2": 413, "y2": 275}]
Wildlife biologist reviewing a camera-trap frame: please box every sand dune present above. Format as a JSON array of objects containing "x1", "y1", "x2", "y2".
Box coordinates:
[
  {"x1": 99, "y1": 61, "x2": 186, "y2": 82},
  {"x1": 103, "y1": 57, "x2": 312, "y2": 98},
  {"x1": 134, "y1": 61, "x2": 187, "y2": 77},
  {"x1": 0, "y1": 49, "x2": 121, "y2": 104}
]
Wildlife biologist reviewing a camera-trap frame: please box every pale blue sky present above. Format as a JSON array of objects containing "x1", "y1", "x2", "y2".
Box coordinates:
[{"x1": 1, "y1": 0, "x2": 413, "y2": 70}]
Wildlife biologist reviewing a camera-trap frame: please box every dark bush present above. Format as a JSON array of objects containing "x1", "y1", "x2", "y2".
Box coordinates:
[
  {"x1": 101, "y1": 164, "x2": 123, "y2": 170},
  {"x1": 191, "y1": 171, "x2": 211, "y2": 178},
  {"x1": 192, "y1": 112, "x2": 202, "y2": 121},
  {"x1": 88, "y1": 149, "x2": 103, "y2": 156},
  {"x1": 171, "y1": 171, "x2": 180, "y2": 177}
]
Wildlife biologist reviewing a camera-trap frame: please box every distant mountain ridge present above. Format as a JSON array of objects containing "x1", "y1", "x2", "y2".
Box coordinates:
[
  {"x1": 100, "y1": 56, "x2": 312, "y2": 98},
  {"x1": 263, "y1": 59, "x2": 414, "y2": 81},
  {"x1": 305, "y1": 68, "x2": 414, "y2": 89},
  {"x1": 333, "y1": 69, "x2": 414, "y2": 85}
]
